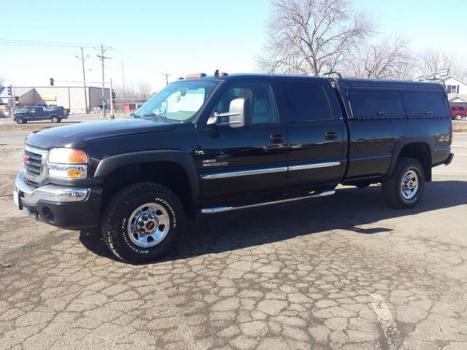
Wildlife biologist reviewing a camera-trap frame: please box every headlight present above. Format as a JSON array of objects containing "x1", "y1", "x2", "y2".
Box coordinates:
[
  {"x1": 48, "y1": 148, "x2": 88, "y2": 164},
  {"x1": 47, "y1": 148, "x2": 88, "y2": 179}
]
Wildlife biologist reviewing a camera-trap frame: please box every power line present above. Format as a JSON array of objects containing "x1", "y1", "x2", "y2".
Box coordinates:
[{"x1": 0, "y1": 38, "x2": 98, "y2": 49}]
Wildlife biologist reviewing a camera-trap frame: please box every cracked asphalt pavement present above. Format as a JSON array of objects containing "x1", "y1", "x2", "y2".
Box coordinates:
[{"x1": 0, "y1": 131, "x2": 466, "y2": 350}]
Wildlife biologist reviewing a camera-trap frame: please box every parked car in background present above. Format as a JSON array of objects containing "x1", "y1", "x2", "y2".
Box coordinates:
[
  {"x1": 13, "y1": 105, "x2": 69, "y2": 124},
  {"x1": 450, "y1": 105, "x2": 467, "y2": 120}
]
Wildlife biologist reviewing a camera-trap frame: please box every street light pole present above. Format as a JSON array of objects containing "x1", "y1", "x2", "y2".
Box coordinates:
[
  {"x1": 121, "y1": 60, "x2": 126, "y2": 106},
  {"x1": 77, "y1": 47, "x2": 89, "y2": 113},
  {"x1": 97, "y1": 44, "x2": 111, "y2": 118},
  {"x1": 109, "y1": 78, "x2": 114, "y2": 118}
]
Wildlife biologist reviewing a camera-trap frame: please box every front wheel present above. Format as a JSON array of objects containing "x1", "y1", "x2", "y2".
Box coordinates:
[
  {"x1": 382, "y1": 157, "x2": 425, "y2": 209},
  {"x1": 101, "y1": 182, "x2": 185, "y2": 264},
  {"x1": 51, "y1": 116, "x2": 59, "y2": 123},
  {"x1": 16, "y1": 117, "x2": 25, "y2": 124}
]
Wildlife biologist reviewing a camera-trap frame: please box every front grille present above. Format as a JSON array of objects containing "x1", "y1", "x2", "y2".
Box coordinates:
[{"x1": 24, "y1": 146, "x2": 47, "y2": 188}]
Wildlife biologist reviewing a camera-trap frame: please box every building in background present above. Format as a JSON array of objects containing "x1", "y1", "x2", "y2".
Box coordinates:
[
  {"x1": 417, "y1": 74, "x2": 467, "y2": 104},
  {"x1": 0, "y1": 86, "x2": 110, "y2": 114}
]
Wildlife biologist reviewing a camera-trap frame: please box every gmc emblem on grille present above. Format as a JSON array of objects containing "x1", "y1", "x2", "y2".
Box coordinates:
[{"x1": 23, "y1": 153, "x2": 31, "y2": 165}]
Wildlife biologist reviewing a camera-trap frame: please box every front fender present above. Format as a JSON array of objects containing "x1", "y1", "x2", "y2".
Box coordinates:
[{"x1": 94, "y1": 150, "x2": 199, "y2": 200}]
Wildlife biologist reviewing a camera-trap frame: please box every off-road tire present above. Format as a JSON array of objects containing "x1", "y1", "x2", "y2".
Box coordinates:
[
  {"x1": 382, "y1": 157, "x2": 425, "y2": 209},
  {"x1": 101, "y1": 182, "x2": 185, "y2": 264}
]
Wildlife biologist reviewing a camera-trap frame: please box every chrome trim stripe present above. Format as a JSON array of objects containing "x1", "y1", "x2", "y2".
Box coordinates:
[
  {"x1": 201, "y1": 166, "x2": 287, "y2": 180},
  {"x1": 288, "y1": 161, "x2": 341, "y2": 171},
  {"x1": 201, "y1": 161, "x2": 342, "y2": 180},
  {"x1": 201, "y1": 190, "x2": 336, "y2": 214}
]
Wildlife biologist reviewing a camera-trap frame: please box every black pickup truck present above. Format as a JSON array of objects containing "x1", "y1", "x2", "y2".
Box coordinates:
[
  {"x1": 14, "y1": 106, "x2": 69, "y2": 124},
  {"x1": 13, "y1": 74, "x2": 453, "y2": 263}
]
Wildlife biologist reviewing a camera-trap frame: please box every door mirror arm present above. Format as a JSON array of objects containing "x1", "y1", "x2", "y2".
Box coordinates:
[{"x1": 207, "y1": 98, "x2": 246, "y2": 128}]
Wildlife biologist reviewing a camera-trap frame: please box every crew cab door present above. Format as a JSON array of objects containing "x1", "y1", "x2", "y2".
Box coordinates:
[
  {"x1": 27, "y1": 107, "x2": 37, "y2": 119},
  {"x1": 196, "y1": 80, "x2": 288, "y2": 200},
  {"x1": 277, "y1": 79, "x2": 347, "y2": 188},
  {"x1": 30, "y1": 107, "x2": 44, "y2": 119}
]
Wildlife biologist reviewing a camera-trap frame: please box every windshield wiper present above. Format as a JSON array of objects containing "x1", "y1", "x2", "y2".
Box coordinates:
[{"x1": 141, "y1": 114, "x2": 173, "y2": 122}]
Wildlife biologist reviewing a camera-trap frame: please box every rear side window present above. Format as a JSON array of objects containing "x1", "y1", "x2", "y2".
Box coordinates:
[
  {"x1": 282, "y1": 81, "x2": 333, "y2": 122},
  {"x1": 402, "y1": 91, "x2": 448, "y2": 118},
  {"x1": 350, "y1": 90, "x2": 404, "y2": 119}
]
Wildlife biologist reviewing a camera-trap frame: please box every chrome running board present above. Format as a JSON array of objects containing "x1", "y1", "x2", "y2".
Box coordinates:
[{"x1": 201, "y1": 190, "x2": 336, "y2": 214}]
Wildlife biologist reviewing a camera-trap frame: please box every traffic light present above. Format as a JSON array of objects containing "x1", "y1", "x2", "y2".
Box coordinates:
[
  {"x1": 111, "y1": 89, "x2": 116, "y2": 101},
  {"x1": 49, "y1": 78, "x2": 54, "y2": 86},
  {"x1": 7, "y1": 85, "x2": 12, "y2": 96}
]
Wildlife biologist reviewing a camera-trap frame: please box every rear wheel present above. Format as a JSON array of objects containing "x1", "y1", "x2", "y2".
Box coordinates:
[
  {"x1": 51, "y1": 116, "x2": 59, "y2": 123},
  {"x1": 382, "y1": 157, "x2": 425, "y2": 209},
  {"x1": 101, "y1": 182, "x2": 185, "y2": 264}
]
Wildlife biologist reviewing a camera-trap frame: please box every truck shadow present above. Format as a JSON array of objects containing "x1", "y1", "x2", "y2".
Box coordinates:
[{"x1": 79, "y1": 180, "x2": 467, "y2": 263}]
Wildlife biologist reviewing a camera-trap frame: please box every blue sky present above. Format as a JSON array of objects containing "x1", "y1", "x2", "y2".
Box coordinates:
[{"x1": 1, "y1": 0, "x2": 466, "y2": 91}]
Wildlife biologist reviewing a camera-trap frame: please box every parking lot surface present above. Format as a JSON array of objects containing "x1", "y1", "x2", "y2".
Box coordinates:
[{"x1": 0, "y1": 131, "x2": 466, "y2": 350}]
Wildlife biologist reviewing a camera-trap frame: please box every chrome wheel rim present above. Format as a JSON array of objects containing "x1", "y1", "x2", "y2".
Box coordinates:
[
  {"x1": 127, "y1": 203, "x2": 170, "y2": 248},
  {"x1": 400, "y1": 169, "x2": 419, "y2": 200}
]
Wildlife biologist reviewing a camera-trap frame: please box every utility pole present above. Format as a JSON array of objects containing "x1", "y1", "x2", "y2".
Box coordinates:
[
  {"x1": 96, "y1": 44, "x2": 111, "y2": 117},
  {"x1": 121, "y1": 60, "x2": 126, "y2": 106},
  {"x1": 162, "y1": 73, "x2": 171, "y2": 85},
  {"x1": 76, "y1": 47, "x2": 89, "y2": 113},
  {"x1": 109, "y1": 78, "x2": 114, "y2": 118},
  {"x1": 10, "y1": 86, "x2": 16, "y2": 115}
]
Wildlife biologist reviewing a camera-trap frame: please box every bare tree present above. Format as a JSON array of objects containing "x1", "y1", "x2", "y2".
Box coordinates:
[
  {"x1": 348, "y1": 36, "x2": 414, "y2": 79},
  {"x1": 257, "y1": 0, "x2": 372, "y2": 75},
  {"x1": 114, "y1": 81, "x2": 153, "y2": 105},
  {"x1": 418, "y1": 50, "x2": 467, "y2": 80},
  {"x1": 134, "y1": 81, "x2": 152, "y2": 100}
]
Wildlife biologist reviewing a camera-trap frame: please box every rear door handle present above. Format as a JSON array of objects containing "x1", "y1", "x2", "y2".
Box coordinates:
[
  {"x1": 324, "y1": 131, "x2": 337, "y2": 140},
  {"x1": 270, "y1": 134, "x2": 285, "y2": 144}
]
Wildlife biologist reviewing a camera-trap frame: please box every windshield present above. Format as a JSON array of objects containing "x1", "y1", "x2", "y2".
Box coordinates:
[{"x1": 133, "y1": 80, "x2": 218, "y2": 122}]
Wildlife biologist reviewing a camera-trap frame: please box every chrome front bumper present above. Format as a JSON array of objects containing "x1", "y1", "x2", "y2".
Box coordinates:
[{"x1": 15, "y1": 170, "x2": 90, "y2": 206}]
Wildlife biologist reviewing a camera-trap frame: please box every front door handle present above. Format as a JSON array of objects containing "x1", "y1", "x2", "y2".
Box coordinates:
[
  {"x1": 324, "y1": 131, "x2": 337, "y2": 140},
  {"x1": 270, "y1": 134, "x2": 285, "y2": 144}
]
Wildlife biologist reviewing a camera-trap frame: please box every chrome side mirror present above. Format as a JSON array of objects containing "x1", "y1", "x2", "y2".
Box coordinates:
[{"x1": 207, "y1": 98, "x2": 246, "y2": 128}]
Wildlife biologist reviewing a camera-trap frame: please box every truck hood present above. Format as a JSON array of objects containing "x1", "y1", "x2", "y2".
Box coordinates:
[{"x1": 26, "y1": 118, "x2": 177, "y2": 149}]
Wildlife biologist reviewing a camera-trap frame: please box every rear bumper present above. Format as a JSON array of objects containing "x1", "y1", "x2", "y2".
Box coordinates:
[{"x1": 14, "y1": 170, "x2": 102, "y2": 229}]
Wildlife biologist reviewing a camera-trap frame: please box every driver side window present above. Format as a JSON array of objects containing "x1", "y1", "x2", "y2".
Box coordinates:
[{"x1": 214, "y1": 83, "x2": 279, "y2": 125}]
